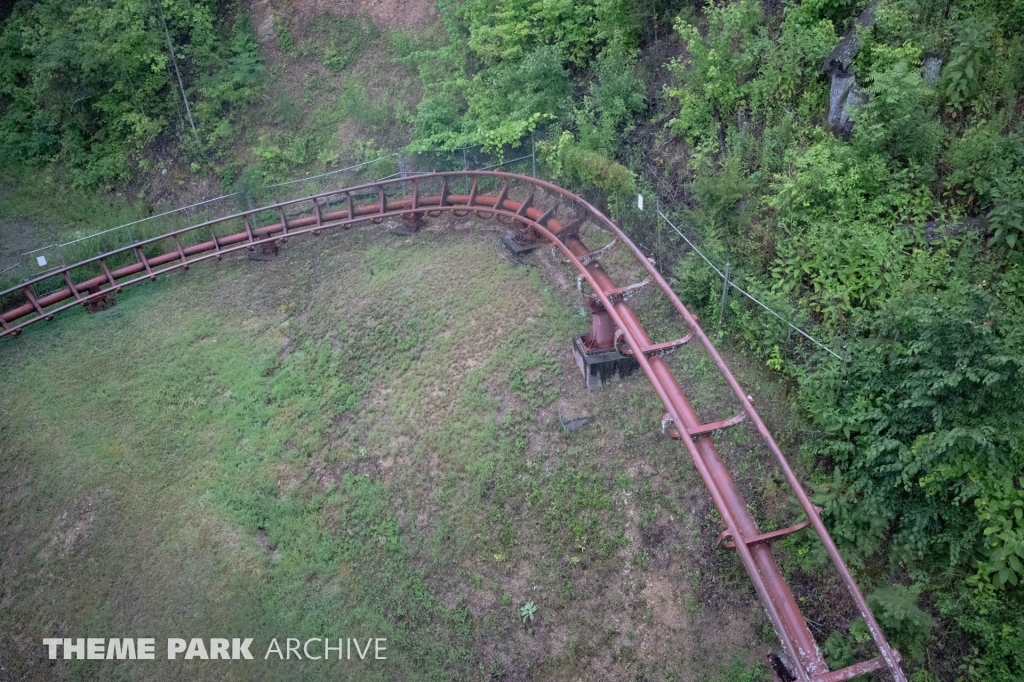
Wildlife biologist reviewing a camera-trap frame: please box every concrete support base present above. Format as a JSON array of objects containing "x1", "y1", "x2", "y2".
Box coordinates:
[
  {"x1": 502, "y1": 232, "x2": 542, "y2": 255},
  {"x1": 572, "y1": 335, "x2": 640, "y2": 389},
  {"x1": 82, "y1": 290, "x2": 116, "y2": 313},
  {"x1": 392, "y1": 214, "x2": 425, "y2": 236},
  {"x1": 248, "y1": 242, "x2": 279, "y2": 261}
]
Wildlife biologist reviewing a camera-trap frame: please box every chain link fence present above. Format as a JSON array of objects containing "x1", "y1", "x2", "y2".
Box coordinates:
[
  {"x1": 612, "y1": 190, "x2": 845, "y2": 362},
  {"x1": 0, "y1": 143, "x2": 537, "y2": 295},
  {"x1": 2, "y1": 137, "x2": 838, "y2": 361},
  {"x1": 2, "y1": 135, "x2": 843, "y2": 361}
]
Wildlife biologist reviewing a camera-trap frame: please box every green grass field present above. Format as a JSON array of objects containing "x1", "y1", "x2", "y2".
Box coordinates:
[{"x1": 0, "y1": 217, "x2": 808, "y2": 681}]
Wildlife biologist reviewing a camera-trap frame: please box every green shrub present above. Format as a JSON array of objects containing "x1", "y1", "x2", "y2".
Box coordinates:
[
  {"x1": 458, "y1": 0, "x2": 639, "y2": 66},
  {"x1": 0, "y1": 0, "x2": 264, "y2": 189},
  {"x1": 938, "y1": 584, "x2": 1024, "y2": 681},
  {"x1": 944, "y1": 124, "x2": 1024, "y2": 211},
  {"x1": 304, "y1": 15, "x2": 376, "y2": 73},
  {"x1": 821, "y1": 631, "x2": 855, "y2": 669},
  {"x1": 274, "y1": 16, "x2": 298, "y2": 57},
  {"x1": 867, "y1": 585, "x2": 934, "y2": 662},
  {"x1": 586, "y1": 38, "x2": 647, "y2": 134},
  {"x1": 690, "y1": 156, "x2": 753, "y2": 240},
  {"x1": 801, "y1": 276, "x2": 1024, "y2": 571},
  {"x1": 666, "y1": 0, "x2": 761, "y2": 160},
  {"x1": 539, "y1": 131, "x2": 635, "y2": 198},
  {"x1": 941, "y1": 16, "x2": 995, "y2": 112},
  {"x1": 986, "y1": 174, "x2": 1024, "y2": 250},
  {"x1": 853, "y1": 58, "x2": 944, "y2": 172},
  {"x1": 406, "y1": 0, "x2": 641, "y2": 151}
]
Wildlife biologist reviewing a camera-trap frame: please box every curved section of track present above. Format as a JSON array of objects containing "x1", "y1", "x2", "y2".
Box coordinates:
[{"x1": 0, "y1": 172, "x2": 905, "y2": 682}]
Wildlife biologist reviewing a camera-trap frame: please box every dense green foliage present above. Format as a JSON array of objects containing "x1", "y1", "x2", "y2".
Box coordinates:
[
  {"x1": 0, "y1": 0, "x2": 262, "y2": 189},
  {"x1": 654, "y1": 0, "x2": 1024, "y2": 677},
  {"x1": 396, "y1": 0, "x2": 655, "y2": 196}
]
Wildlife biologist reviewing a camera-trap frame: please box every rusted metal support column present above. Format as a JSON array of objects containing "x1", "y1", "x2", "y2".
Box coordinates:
[{"x1": 583, "y1": 301, "x2": 616, "y2": 350}]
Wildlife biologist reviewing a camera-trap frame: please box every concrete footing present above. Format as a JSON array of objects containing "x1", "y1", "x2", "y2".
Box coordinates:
[
  {"x1": 248, "y1": 242, "x2": 279, "y2": 261},
  {"x1": 82, "y1": 290, "x2": 116, "y2": 313},
  {"x1": 392, "y1": 214, "x2": 425, "y2": 235},
  {"x1": 572, "y1": 335, "x2": 640, "y2": 389},
  {"x1": 502, "y1": 232, "x2": 542, "y2": 255}
]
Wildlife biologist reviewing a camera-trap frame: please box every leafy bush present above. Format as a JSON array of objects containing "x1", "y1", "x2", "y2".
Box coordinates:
[
  {"x1": 773, "y1": 217, "x2": 908, "y2": 326},
  {"x1": 539, "y1": 131, "x2": 635, "y2": 198},
  {"x1": 689, "y1": 156, "x2": 753, "y2": 239},
  {"x1": 0, "y1": 0, "x2": 263, "y2": 189},
  {"x1": 666, "y1": 0, "x2": 761, "y2": 159},
  {"x1": 941, "y1": 16, "x2": 995, "y2": 112},
  {"x1": 867, "y1": 585, "x2": 934, "y2": 662},
  {"x1": 938, "y1": 583, "x2": 1024, "y2": 680},
  {"x1": 304, "y1": 15, "x2": 376, "y2": 73},
  {"x1": 274, "y1": 16, "x2": 298, "y2": 57},
  {"x1": 801, "y1": 275, "x2": 1024, "y2": 572},
  {"x1": 748, "y1": 5, "x2": 836, "y2": 116},
  {"x1": 972, "y1": 476, "x2": 1024, "y2": 587},
  {"x1": 406, "y1": 0, "x2": 642, "y2": 152},
  {"x1": 191, "y1": 15, "x2": 264, "y2": 148},
  {"x1": 853, "y1": 58, "x2": 944, "y2": 171},
  {"x1": 586, "y1": 38, "x2": 647, "y2": 134},
  {"x1": 986, "y1": 174, "x2": 1024, "y2": 249},
  {"x1": 943, "y1": 123, "x2": 1024, "y2": 211},
  {"x1": 466, "y1": 44, "x2": 572, "y2": 150},
  {"x1": 459, "y1": 0, "x2": 639, "y2": 66}
]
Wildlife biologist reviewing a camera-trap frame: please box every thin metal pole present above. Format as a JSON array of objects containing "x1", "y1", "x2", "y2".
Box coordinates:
[
  {"x1": 158, "y1": 4, "x2": 199, "y2": 143},
  {"x1": 720, "y1": 262, "x2": 731, "y2": 326},
  {"x1": 656, "y1": 198, "x2": 663, "y2": 267},
  {"x1": 531, "y1": 134, "x2": 537, "y2": 178}
]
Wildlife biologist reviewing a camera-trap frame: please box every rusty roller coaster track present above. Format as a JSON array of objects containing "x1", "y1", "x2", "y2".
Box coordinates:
[{"x1": 0, "y1": 171, "x2": 906, "y2": 681}]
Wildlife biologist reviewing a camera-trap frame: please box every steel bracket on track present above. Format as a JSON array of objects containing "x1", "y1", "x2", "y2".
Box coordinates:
[
  {"x1": 592, "y1": 276, "x2": 651, "y2": 306},
  {"x1": 615, "y1": 328, "x2": 692, "y2": 360},
  {"x1": 578, "y1": 236, "x2": 618, "y2": 266},
  {"x1": 660, "y1": 410, "x2": 748, "y2": 441},
  {"x1": 716, "y1": 506, "x2": 824, "y2": 551}
]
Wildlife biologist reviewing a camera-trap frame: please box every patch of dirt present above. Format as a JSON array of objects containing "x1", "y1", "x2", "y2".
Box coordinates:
[
  {"x1": 275, "y1": 462, "x2": 306, "y2": 497},
  {"x1": 307, "y1": 448, "x2": 414, "y2": 495},
  {"x1": 260, "y1": 0, "x2": 437, "y2": 35},
  {"x1": 641, "y1": 573, "x2": 687, "y2": 634},
  {"x1": 248, "y1": 0, "x2": 436, "y2": 66},
  {"x1": 39, "y1": 493, "x2": 103, "y2": 560},
  {"x1": 255, "y1": 528, "x2": 280, "y2": 562}
]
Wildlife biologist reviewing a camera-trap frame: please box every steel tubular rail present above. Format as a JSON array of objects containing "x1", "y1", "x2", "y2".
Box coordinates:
[{"x1": 0, "y1": 172, "x2": 905, "y2": 681}]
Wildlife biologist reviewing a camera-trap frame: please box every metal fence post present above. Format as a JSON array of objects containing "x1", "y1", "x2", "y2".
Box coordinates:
[
  {"x1": 531, "y1": 134, "x2": 537, "y2": 178},
  {"x1": 656, "y1": 198, "x2": 663, "y2": 267},
  {"x1": 720, "y1": 262, "x2": 731, "y2": 326}
]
